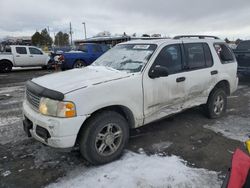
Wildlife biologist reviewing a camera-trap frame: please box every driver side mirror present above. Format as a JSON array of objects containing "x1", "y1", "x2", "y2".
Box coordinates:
[{"x1": 148, "y1": 65, "x2": 169, "y2": 78}]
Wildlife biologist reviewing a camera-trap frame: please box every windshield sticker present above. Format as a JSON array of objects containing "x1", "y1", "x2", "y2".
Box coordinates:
[{"x1": 133, "y1": 45, "x2": 150, "y2": 50}]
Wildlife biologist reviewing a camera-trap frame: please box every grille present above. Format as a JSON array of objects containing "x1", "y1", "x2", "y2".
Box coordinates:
[{"x1": 26, "y1": 89, "x2": 41, "y2": 110}]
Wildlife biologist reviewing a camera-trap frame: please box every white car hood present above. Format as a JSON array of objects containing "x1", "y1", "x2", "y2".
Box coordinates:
[{"x1": 32, "y1": 66, "x2": 132, "y2": 94}]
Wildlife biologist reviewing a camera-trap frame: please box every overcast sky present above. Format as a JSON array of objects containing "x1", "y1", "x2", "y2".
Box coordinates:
[{"x1": 1, "y1": 0, "x2": 250, "y2": 40}]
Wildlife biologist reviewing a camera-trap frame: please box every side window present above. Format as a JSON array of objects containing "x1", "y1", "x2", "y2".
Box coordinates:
[
  {"x1": 78, "y1": 45, "x2": 88, "y2": 52},
  {"x1": 29, "y1": 47, "x2": 43, "y2": 55},
  {"x1": 92, "y1": 45, "x2": 102, "y2": 53},
  {"x1": 16, "y1": 47, "x2": 27, "y2": 54},
  {"x1": 184, "y1": 43, "x2": 206, "y2": 69},
  {"x1": 214, "y1": 44, "x2": 234, "y2": 63},
  {"x1": 153, "y1": 44, "x2": 182, "y2": 74}
]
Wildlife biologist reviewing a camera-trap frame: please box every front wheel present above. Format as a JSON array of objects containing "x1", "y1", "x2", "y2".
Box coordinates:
[
  {"x1": 205, "y1": 88, "x2": 227, "y2": 119},
  {"x1": 79, "y1": 111, "x2": 129, "y2": 165}
]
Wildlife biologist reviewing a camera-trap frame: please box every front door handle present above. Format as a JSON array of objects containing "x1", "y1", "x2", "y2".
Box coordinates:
[
  {"x1": 176, "y1": 77, "x2": 186, "y2": 82},
  {"x1": 16, "y1": 55, "x2": 20, "y2": 57},
  {"x1": 29, "y1": 55, "x2": 33, "y2": 57},
  {"x1": 211, "y1": 70, "x2": 218, "y2": 75}
]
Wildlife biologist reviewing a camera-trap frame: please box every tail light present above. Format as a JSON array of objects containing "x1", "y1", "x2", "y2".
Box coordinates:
[{"x1": 58, "y1": 55, "x2": 65, "y2": 62}]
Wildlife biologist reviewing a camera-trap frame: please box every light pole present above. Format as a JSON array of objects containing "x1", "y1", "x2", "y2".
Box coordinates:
[{"x1": 82, "y1": 22, "x2": 87, "y2": 39}]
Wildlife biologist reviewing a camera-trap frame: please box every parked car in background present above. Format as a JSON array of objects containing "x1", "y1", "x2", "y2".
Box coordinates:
[
  {"x1": 233, "y1": 40, "x2": 250, "y2": 75},
  {"x1": 59, "y1": 43, "x2": 109, "y2": 70},
  {"x1": 0, "y1": 45, "x2": 50, "y2": 72},
  {"x1": 23, "y1": 36, "x2": 238, "y2": 165}
]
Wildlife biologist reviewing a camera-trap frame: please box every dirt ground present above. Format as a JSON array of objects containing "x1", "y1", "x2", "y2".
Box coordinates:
[{"x1": 0, "y1": 68, "x2": 249, "y2": 188}]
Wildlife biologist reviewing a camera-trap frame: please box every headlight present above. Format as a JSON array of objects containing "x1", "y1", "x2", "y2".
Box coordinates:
[{"x1": 39, "y1": 97, "x2": 76, "y2": 118}]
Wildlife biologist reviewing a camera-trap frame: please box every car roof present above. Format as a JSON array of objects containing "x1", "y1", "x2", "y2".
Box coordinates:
[{"x1": 120, "y1": 38, "x2": 224, "y2": 46}]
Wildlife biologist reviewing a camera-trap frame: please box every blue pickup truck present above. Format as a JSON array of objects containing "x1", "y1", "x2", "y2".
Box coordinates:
[{"x1": 60, "y1": 43, "x2": 109, "y2": 70}]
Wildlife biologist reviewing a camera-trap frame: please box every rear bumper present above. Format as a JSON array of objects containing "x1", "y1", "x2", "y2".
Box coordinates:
[{"x1": 22, "y1": 101, "x2": 87, "y2": 148}]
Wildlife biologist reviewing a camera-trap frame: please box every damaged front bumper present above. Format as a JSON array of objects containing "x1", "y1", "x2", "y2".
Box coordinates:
[{"x1": 22, "y1": 100, "x2": 87, "y2": 148}]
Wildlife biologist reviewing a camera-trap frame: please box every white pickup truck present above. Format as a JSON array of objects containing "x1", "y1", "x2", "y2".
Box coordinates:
[
  {"x1": 23, "y1": 35, "x2": 238, "y2": 165},
  {"x1": 0, "y1": 45, "x2": 50, "y2": 72}
]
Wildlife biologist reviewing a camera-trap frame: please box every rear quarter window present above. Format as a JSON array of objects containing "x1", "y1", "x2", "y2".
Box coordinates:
[
  {"x1": 16, "y1": 47, "x2": 27, "y2": 54},
  {"x1": 214, "y1": 43, "x2": 235, "y2": 64}
]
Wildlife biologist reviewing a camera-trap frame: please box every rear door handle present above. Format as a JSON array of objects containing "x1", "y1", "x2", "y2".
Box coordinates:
[
  {"x1": 211, "y1": 70, "x2": 218, "y2": 75},
  {"x1": 16, "y1": 55, "x2": 20, "y2": 57},
  {"x1": 176, "y1": 77, "x2": 186, "y2": 82}
]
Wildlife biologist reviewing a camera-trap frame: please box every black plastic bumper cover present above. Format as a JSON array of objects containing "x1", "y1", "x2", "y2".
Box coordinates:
[
  {"x1": 23, "y1": 118, "x2": 33, "y2": 137},
  {"x1": 26, "y1": 80, "x2": 64, "y2": 101}
]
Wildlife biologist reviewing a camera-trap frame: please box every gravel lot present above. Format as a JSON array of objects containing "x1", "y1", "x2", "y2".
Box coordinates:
[{"x1": 0, "y1": 68, "x2": 249, "y2": 188}]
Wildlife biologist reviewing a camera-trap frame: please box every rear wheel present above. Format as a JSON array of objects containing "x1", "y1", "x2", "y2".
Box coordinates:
[
  {"x1": 73, "y1": 60, "x2": 86, "y2": 68},
  {"x1": 205, "y1": 88, "x2": 227, "y2": 118},
  {"x1": 0, "y1": 61, "x2": 12, "y2": 73},
  {"x1": 79, "y1": 111, "x2": 129, "y2": 165}
]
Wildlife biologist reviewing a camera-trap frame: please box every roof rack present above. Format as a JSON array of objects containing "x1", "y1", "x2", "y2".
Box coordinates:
[
  {"x1": 133, "y1": 37, "x2": 170, "y2": 40},
  {"x1": 173, "y1": 35, "x2": 220, "y2": 39}
]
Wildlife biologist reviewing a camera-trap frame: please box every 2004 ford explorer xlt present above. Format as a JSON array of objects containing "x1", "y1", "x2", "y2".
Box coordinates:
[{"x1": 23, "y1": 35, "x2": 238, "y2": 165}]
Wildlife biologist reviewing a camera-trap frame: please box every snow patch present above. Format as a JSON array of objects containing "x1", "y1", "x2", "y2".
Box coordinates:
[
  {"x1": 1, "y1": 170, "x2": 11, "y2": 177},
  {"x1": 47, "y1": 152, "x2": 221, "y2": 188},
  {"x1": 0, "y1": 117, "x2": 21, "y2": 127},
  {"x1": 152, "y1": 141, "x2": 172, "y2": 152},
  {"x1": 204, "y1": 116, "x2": 250, "y2": 142},
  {"x1": 0, "y1": 85, "x2": 24, "y2": 94}
]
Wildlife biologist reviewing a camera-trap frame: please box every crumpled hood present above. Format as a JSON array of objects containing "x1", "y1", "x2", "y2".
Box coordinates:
[{"x1": 32, "y1": 66, "x2": 132, "y2": 94}]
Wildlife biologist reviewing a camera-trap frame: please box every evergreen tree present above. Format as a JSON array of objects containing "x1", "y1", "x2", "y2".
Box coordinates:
[
  {"x1": 41, "y1": 28, "x2": 53, "y2": 46},
  {"x1": 54, "y1": 31, "x2": 69, "y2": 46},
  {"x1": 31, "y1": 29, "x2": 53, "y2": 47},
  {"x1": 31, "y1": 31, "x2": 43, "y2": 46}
]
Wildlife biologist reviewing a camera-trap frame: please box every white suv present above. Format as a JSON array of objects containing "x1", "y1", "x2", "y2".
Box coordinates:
[{"x1": 23, "y1": 35, "x2": 238, "y2": 164}]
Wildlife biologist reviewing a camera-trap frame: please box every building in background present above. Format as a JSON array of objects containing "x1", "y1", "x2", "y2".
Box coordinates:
[
  {"x1": 74, "y1": 35, "x2": 131, "y2": 47},
  {"x1": 1, "y1": 36, "x2": 32, "y2": 46}
]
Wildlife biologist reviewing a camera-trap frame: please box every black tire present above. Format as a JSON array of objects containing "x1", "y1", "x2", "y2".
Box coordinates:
[
  {"x1": 205, "y1": 88, "x2": 227, "y2": 119},
  {"x1": 41, "y1": 65, "x2": 47, "y2": 70},
  {"x1": 0, "y1": 61, "x2": 12, "y2": 73},
  {"x1": 79, "y1": 111, "x2": 129, "y2": 165},
  {"x1": 73, "y1": 60, "x2": 86, "y2": 68}
]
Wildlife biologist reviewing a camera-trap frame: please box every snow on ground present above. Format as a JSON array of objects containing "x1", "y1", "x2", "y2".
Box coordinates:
[
  {"x1": 151, "y1": 141, "x2": 172, "y2": 152},
  {"x1": 0, "y1": 116, "x2": 21, "y2": 127},
  {"x1": 204, "y1": 115, "x2": 250, "y2": 142},
  {"x1": 12, "y1": 67, "x2": 42, "y2": 70},
  {"x1": 0, "y1": 85, "x2": 24, "y2": 94},
  {"x1": 47, "y1": 151, "x2": 221, "y2": 188},
  {"x1": 0, "y1": 85, "x2": 25, "y2": 144}
]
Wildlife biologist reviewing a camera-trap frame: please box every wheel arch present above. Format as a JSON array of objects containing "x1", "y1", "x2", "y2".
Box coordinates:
[
  {"x1": 0, "y1": 59, "x2": 13, "y2": 67},
  {"x1": 75, "y1": 105, "x2": 135, "y2": 145},
  {"x1": 207, "y1": 80, "x2": 230, "y2": 103},
  {"x1": 213, "y1": 80, "x2": 230, "y2": 95},
  {"x1": 74, "y1": 58, "x2": 87, "y2": 64}
]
